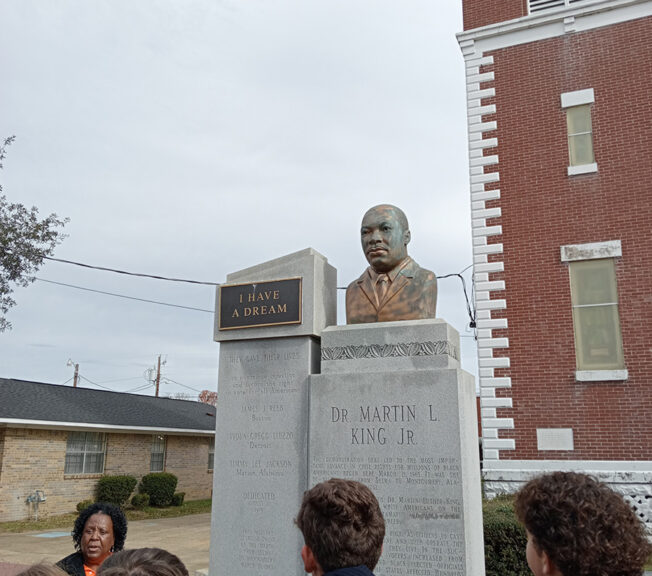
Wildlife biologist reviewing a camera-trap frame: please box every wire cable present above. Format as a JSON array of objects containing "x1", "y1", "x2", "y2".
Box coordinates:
[
  {"x1": 36, "y1": 278, "x2": 214, "y2": 313},
  {"x1": 44, "y1": 256, "x2": 221, "y2": 285},
  {"x1": 125, "y1": 383, "x2": 155, "y2": 393},
  {"x1": 162, "y1": 376, "x2": 203, "y2": 394},
  {"x1": 79, "y1": 374, "x2": 119, "y2": 392}
]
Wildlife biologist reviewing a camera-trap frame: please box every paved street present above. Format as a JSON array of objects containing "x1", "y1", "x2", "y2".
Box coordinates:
[{"x1": 0, "y1": 514, "x2": 210, "y2": 576}]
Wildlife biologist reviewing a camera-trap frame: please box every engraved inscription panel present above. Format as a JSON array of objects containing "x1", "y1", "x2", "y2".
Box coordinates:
[
  {"x1": 309, "y1": 371, "x2": 466, "y2": 576},
  {"x1": 212, "y1": 339, "x2": 311, "y2": 576}
]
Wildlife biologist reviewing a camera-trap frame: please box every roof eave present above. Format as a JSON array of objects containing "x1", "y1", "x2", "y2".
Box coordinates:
[{"x1": 0, "y1": 418, "x2": 215, "y2": 436}]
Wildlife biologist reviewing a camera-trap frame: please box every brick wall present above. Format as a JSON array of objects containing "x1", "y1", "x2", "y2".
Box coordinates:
[
  {"x1": 463, "y1": 0, "x2": 526, "y2": 31},
  {"x1": 105, "y1": 434, "x2": 151, "y2": 477},
  {"x1": 0, "y1": 427, "x2": 214, "y2": 521},
  {"x1": 0, "y1": 428, "x2": 5, "y2": 473},
  {"x1": 165, "y1": 436, "x2": 213, "y2": 501},
  {"x1": 482, "y1": 18, "x2": 652, "y2": 461}
]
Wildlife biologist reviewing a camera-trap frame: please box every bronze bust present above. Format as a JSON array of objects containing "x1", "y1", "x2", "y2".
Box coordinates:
[{"x1": 346, "y1": 204, "x2": 437, "y2": 324}]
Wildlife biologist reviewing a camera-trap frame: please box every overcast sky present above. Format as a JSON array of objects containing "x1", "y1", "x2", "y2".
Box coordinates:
[{"x1": 0, "y1": 1, "x2": 474, "y2": 399}]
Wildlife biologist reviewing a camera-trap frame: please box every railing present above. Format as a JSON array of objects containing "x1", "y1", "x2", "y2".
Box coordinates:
[{"x1": 529, "y1": 0, "x2": 589, "y2": 13}]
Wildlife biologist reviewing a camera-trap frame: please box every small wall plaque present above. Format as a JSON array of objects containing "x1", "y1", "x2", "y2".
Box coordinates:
[{"x1": 218, "y1": 277, "x2": 302, "y2": 330}]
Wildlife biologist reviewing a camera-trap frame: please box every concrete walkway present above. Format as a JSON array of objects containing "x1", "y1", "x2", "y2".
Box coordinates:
[{"x1": 0, "y1": 513, "x2": 210, "y2": 576}]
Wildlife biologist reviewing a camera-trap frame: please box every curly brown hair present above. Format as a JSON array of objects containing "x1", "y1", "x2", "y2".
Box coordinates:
[
  {"x1": 97, "y1": 548, "x2": 188, "y2": 576},
  {"x1": 515, "y1": 471, "x2": 651, "y2": 576},
  {"x1": 295, "y1": 478, "x2": 385, "y2": 573}
]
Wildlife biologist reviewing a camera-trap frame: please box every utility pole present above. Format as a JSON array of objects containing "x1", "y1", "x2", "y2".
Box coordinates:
[
  {"x1": 155, "y1": 355, "x2": 161, "y2": 397},
  {"x1": 67, "y1": 359, "x2": 79, "y2": 388}
]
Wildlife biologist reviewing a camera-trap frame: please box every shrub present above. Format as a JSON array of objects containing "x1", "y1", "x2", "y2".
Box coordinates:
[
  {"x1": 139, "y1": 472, "x2": 178, "y2": 507},
  {"x1": 96, "y1": 475, "x2": 137, "y2": 507},
  {"x1": 131, "y1": 493, "x2": 150, "y2": 509},
  {"x1": 171, "y1": 492, "x2": 185, "y2": 507},
  {"x1": 76, "y1": 499, "x2": 94, "y2": 513},
  {"x1": 483, "y1": 494, "x2": 529, "y2": 576}
]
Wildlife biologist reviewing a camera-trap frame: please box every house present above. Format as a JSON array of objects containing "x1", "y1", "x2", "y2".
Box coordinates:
[
  {"x1": 0, "y1": 378, "x2": 216, "y2": 521},
  {"x1": 457, "y1": 0, "x2": 652, "y2": 529}
]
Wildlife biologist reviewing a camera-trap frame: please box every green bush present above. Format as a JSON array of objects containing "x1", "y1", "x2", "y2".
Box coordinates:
[
  {"x1": 171, "y1": 492, "x2": 185, "y2": 507},
  {"x1": 131, "y1": 493, "x2": 150, "y2": 509},
  {"x1": 76, "y1": 499, "x2": 94, "y2": 513},
  {"x1": 483, "y1": 494, "x2": 529, "y2": 576},
  {"x1": 139, "y1": 473, "x2": 178, "y2": 507},
  {"x1": 96, "y1": 475, "x2": 137, "y2": 507}
]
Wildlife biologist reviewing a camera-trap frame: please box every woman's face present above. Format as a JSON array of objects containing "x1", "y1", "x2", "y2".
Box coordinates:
[{"x1": 80, "y1": 512, "x2": 115, "y2": 566}]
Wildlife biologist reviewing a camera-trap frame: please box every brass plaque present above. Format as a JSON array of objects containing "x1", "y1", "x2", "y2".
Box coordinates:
[{"x1": 218, "y1": 277, "x2": 302, "y2": 330}]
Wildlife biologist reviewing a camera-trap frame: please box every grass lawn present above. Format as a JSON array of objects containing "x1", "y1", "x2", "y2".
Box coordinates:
[{"x1": 0, "y1": 499, "x2": 212, "y2": 534}]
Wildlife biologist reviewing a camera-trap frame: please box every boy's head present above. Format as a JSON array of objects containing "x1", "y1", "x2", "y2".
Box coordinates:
[
  {"x1": 295, "y1": 478, "x2": 385, "y2": 575},
  {"x1": 515, "y1": 471, "x2": 652, "y2": 576}
]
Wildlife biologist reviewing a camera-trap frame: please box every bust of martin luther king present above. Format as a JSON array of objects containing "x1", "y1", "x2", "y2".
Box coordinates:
[{"x1": 345, "y1": 204, "x2": 437, "y2": 324}]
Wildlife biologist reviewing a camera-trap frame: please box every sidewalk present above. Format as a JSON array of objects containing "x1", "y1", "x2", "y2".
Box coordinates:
[{"x1": 0, "y1": 514, "x2": 210, "y2": 576}]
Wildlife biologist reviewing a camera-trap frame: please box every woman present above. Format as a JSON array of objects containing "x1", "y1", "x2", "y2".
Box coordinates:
[{"x1": 57, "y1": 503, "x2": 128, "y2": 576}]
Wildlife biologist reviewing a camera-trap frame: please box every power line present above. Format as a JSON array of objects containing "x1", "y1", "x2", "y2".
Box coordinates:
[
  {"x1": 92, "y1": 376, "x2": 144, "y2": 384},
  {"x1": 36, "y1": 278, "x2": 214, "y2": 313},
  {"x1": 79, "y1": 374, "x2": 119, "y2": 392},
  {"x1": 162, "y1": 376, "x2": 203, "y2": 394},
  {"x1": 126, "y1": 383, "x2": 155, "y2": 393},
  {"x1": 39, "y1": 257, "x2": 476, "y2": 327},
  {"x1": 44, "y1": 256, "x2": 221, "y2": 285}
]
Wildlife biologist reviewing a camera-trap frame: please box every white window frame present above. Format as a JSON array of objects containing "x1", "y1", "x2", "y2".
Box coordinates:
[
  {"x1": 64, "y1": 432, "x2": 107, "y2": 475},
  {"x1": 208, "y1": 437, "x2": 215, "y2": 471},
  {"x1": 150, "y1": 435, "x2": 166, "y2": 472},
  {"x1": 561, "y1": 240, "x2": 627, "y2": 382},
  {"x1": 561, "y1": 89, "x2": 597, "y2": 175},
  {"x1": 529, "y1": 0, "x2": 589, "y2": 14}
]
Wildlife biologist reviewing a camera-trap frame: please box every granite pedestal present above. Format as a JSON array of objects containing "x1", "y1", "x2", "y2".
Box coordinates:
[
  {"x1": 310, "y1": 320, "x2": 484, "y2": 576},
  {"x1": 210, "y1": 249, "x2": 336, "y2": 576}
]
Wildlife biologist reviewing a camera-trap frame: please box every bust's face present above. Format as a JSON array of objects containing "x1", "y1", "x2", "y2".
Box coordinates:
[{"x1": 360, "y1": 206, "x2": 409, "y2": 273}]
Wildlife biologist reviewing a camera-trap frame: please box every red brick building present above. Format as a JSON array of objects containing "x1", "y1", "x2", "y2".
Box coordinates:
[{"x1": 457, "y1": 0, "x2": 651, "y2": 528}]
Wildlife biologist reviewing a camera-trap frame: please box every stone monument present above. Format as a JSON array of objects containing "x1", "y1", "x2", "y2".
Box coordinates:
[
  {"x1": 211, "y1": 209, "x2": 483, "y2": 576},
  {"x1": 210, "y1": 248, "x2": 336, "y2": 576},
  {"x1": 309, "y1": 320, "x2": 484, "y2": 576}
]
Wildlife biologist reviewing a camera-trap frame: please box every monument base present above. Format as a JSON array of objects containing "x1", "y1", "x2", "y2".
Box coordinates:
[{"x1": 309, "y1": 319, "x2": 484, "y2": 576}]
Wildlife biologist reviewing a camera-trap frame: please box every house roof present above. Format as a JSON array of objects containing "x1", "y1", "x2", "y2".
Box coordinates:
[{"x1": 0, "y1": 378, "x2": 216, "y2": 434}]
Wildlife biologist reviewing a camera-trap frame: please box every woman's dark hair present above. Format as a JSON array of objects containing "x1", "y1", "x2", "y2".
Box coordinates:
[
  {"x1": 72, "y1": 502, "x2": 128, "y2": 552},
  {"x1": 515, "y1": 471, "x2": 652, "y2": 576}
]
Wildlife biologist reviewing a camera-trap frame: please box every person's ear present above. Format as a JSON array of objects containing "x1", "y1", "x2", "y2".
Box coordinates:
[
  {"x1": 301, "y1": 545, "x2": 318, "y2": 574},
  {"x1": 404, "y1": 229, "x2": 411, "y2": 246},
  {"x1": 541, "y1": 550, "x2": 561, "y2": 576}
]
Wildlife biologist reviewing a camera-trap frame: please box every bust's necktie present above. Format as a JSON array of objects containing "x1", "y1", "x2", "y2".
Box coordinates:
[{"x1": 376, "y1": 274, "x2": 389, "y2": 305}]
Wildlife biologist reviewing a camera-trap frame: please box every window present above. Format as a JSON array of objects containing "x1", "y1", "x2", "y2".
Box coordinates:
[
  {"x1": 561, "y1": 89, "x2": 597, "y2": 175},
  {"x1": 569, "y1": 258, "x2": 624, "y2": 371},
  {"x1": 562, "y1": 241, "x2": 627, "y2": 381},
  {"x1": 566, "y1": 105, "x2": 594, "y2": 166},
  {"x1": 150, "y1": 435, "x2": 166, "y2": 472},
  {"x1": 208, "y1": 437, "x2": 215, "y2": 471},
  {"x1": 65, "y1": 432, "x2": 106, "y2": 474}
]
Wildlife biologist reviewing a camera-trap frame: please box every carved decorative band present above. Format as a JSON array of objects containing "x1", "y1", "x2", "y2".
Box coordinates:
[{"x1": 321, "y1": 341, "x2": 458, "y2": 361}]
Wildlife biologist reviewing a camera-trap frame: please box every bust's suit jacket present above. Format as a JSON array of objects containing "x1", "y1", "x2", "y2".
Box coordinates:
[{"x1": 345, "y1": 257, "x2": 437, "y2": 324}]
